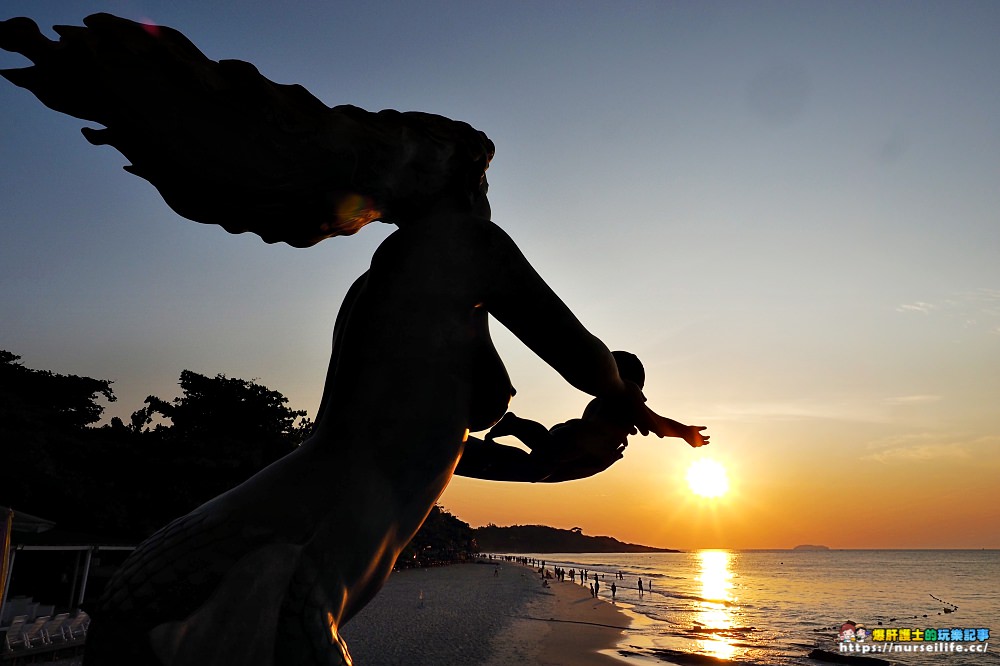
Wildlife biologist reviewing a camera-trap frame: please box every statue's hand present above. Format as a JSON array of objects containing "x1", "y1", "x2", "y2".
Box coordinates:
[
  {"x1": 646, "y1": 413, "x2": 709, "y2": 447},
  {"x1": 683, "y1": 425, "x2": 710, "y2": 448},
  {"x1": 618, "y1": 383, "x2": 711, "y2": 447}
]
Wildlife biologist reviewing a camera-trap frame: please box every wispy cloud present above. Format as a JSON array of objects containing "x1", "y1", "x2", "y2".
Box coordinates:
[
  {"x1": 896, "y1": 301, "x2": 935, "y2": 314},
  {"x1": 896, "y1": 288, "x2": 1000, "y2": 333},
  {"x1": 862, "y1": 433, "x2": 1000, "y2": 464},
  {"x1": 884, "y1": 394, "x2": 942, "y2": 405},
  {"x1": 712, "y1": 392, "x2": 952, "y2": 424},
  {"x1": 709, "y1": 398, "x2": 887, "y2": 424},
  {"x1": 864, "y1": 443, "x2": 969, "y2": 464}
]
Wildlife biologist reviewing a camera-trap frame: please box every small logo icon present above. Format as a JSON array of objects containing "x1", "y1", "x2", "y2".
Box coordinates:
[{"x1": 839, "y1": 621, "x2": 868, "y2": 642}]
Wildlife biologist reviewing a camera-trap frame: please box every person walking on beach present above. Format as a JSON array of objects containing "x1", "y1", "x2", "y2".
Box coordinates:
[
  {"x1": 638, "y1": 578, "x2": 644, "y2": 596},
  {"x1": 595, "y1": 578, "x2": 600, "y2": 596},
  {"x1": 611, "y1": 582, "x2": 617, "y2": 600}
]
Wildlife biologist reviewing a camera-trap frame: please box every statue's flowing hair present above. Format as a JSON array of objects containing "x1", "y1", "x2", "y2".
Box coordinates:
[{"x1": 0, "y1": 13, "x2": 495, "y2": 247}]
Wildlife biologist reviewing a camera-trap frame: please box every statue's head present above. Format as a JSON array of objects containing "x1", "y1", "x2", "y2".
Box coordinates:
[
  {"x1": 303, "y1": 107, "x2": 494, "y2": 242},
  {"x1": 611, "y1": 351, "x2": 645, "y2": 389},
  {"x1": 228, "y1": 108, "x2": 495, "y2": 246},
  {"x1": 370, "y1": 109, "x2": 494, "y2": 223}
]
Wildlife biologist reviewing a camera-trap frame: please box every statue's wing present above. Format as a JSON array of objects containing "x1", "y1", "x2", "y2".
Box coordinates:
[{"x1": 0, "y1": 13, "x2": 399, "y2": 247}]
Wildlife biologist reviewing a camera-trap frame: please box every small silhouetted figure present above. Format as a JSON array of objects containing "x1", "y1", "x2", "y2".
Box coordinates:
[
  {"x1": 638, "y1": 578, "x2": 644, "y2": 596},
  {"x1": 595, "y1": 579, "x2": 600, "y2": 596},
  {"x1": 611, "y1": 582, "x2": 617, "y2": 600},
  {"x1": 590, "y1": 583, "x2": 595, "y2": 597}
]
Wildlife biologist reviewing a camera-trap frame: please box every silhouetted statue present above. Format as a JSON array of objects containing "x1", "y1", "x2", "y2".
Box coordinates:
[{"x1": 1, "y1": 13, "x2": 708, "y2": 666}]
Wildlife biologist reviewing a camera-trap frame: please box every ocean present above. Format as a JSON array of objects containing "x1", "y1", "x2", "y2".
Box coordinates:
[{"x1": 521, "y1": 550, "x2": 999, "y2": 666}]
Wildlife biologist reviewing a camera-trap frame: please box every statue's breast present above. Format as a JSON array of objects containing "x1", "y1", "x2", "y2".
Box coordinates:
[{"x1": 465, "y1": 306, "x2": 515, "y2": 432}]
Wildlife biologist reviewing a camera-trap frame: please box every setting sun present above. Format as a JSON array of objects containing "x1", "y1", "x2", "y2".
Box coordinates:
[{"x1": 686, "y1": 459, "x2": 729, "y2": 498}]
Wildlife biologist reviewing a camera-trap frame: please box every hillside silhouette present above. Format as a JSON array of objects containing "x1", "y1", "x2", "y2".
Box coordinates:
[{"x1": 474, "y1": 523, "x2": 677, "y2": 553}]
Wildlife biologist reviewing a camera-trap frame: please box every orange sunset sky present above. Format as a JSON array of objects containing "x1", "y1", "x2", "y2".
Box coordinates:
[{"x1": 3, "y1": 3, "x2": 998, "y2": 550}]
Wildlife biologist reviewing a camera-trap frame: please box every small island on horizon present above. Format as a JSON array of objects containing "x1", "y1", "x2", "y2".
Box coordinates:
[{"x1": 792, "y1": 544, "x2": 831, "y2": 551}]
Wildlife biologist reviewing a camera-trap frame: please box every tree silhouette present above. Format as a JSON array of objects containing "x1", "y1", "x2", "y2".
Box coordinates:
[
  {"x1": 0, "y1": 350, "x2": 124, "y2": 528},
  {"x1": 139, "y1": 369, "x2": 310, "y2": 464},
  {"x1": 0, "y1": 349, "x2": 115, "y2": 429},
  {"x1": 1, "y1": 353, "x2": 312, "y2": 536},
  {"x1": 132, "y1": 370, "x2": 312, "y2": 522}
]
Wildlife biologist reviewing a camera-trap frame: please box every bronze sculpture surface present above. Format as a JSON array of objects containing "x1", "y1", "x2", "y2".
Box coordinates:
[{"x1": 1, "y1": 14, "x2": 707, "y2": 665}]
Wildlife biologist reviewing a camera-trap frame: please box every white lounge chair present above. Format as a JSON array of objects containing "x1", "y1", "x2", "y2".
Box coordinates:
[
  {"x1": 3, "y1": 615, "x2": 27, "y2": 651},
  {"x1": 20, "y1": 615, "x2": 50, "y2": 648},
  {"x1": 41, "y1": 612, "x2": 70, "y2": 644},
  {"x1": 62, "y1": 610, "x2": 90, "y2": 641}
]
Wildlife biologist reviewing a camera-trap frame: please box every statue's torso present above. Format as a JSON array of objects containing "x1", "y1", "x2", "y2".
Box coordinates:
[{"x1": 91, "y1": 215, "x2": 516, "y2": 665}]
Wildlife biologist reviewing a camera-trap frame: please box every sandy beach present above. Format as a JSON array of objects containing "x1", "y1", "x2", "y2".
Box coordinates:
[
  {"x1": 342, "y1": 561, "x2": 630, "y2": 666},
  {"x1": 43, "y1": 560, "x2": 628, "y2": 665}
]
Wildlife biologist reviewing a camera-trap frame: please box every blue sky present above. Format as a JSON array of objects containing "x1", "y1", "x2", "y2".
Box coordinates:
[{"x1": 3, "y1": 2, "x2": 999, "y2": 547}]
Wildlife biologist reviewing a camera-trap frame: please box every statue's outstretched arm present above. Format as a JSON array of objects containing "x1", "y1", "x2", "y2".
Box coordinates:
[
  {"x1": 455, "y1": 430, "x2": 626, "y2": 483},
  {"x1": 646, "y1": 412, "x2": 710, "y2": 447},
  {"x1": 474, "y1": 222, "x2": 628, "y2": 401},
  {"x1": 455, "y1": 436, "x2": 547, "y2": 482},
  {"x1": 483, "y1": 412, "x2": 551, "y2": 448},
  {"x1": 471, "y1": 221, "x2": 703, "y2": 441}
]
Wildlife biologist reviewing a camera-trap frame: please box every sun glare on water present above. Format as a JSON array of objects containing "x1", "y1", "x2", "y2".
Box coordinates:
[{"x1": 686, "y1": 459, "x2": 729, "y2": 498}]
